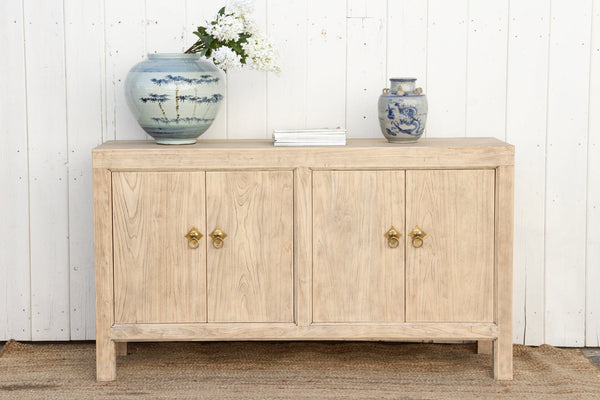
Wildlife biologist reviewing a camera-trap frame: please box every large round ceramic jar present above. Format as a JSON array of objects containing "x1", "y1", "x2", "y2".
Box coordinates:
[
  {"x1": 125, "y1": 53, "x2": 225, "y2": 145},
  {"x1": 377, "y1": 78, "x2": 428, "y2": 143}
]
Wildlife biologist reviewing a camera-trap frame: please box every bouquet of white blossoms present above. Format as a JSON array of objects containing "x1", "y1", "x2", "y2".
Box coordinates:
[{"x1": 184, "y1": 0, "x2": 280, "y2": 73}]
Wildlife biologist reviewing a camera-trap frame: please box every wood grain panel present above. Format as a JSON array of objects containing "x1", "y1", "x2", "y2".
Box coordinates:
[
  {"x1": 505, "y1": 0, "x2": 550, "y2": 346},
  {"x1": 544, "y1": 0, "x2": 592, "y2": 347},
  {"x1": 494, "y1": 165, "x2": 514, "y2": 379},
  {"x1": 313, "y1": 171, "x2": 405, "y2": 323},
  {"x1": 93, "y1": 138, "x2": 515, "y2": 170},
  {"x1": 405, "y1": 170, "x2": 494, "y2": 322},
  {"x1": 206, "y1": 171, "x2": 294, "y2": 322},
  {"x1": 0, "y1": 0, "x2": 31, "y2": 341},
  {"x1": 64, "y1": 0, "x2": 105, "y2": 340},
  {"x1": 94, "y1": 168, "x2": 116, "y2": 380},
  {"x1": 426, "y1": 0, "x2": 468, "y2": 138},
  {"x1": 465, "y1": 0, "x2": 509, "y2": 140},
  {"x1": 586, "y1": 0, "x2": 600, "y2": 347},
  {"x1": 112, "y1": 172, "x2": 206, "y2": 324},
  {"x1": 104, "y1": 0, "x2": 148, "y2": 140},
  {"x1": 110, "y1": 322, "x2": 497, "y2": 342},
  {"x1": 25, "y1": 0, "x2": 70, "y2": 340},
  {"x1": 295, "y1": 168, "x2": 312, "y2": 326}
]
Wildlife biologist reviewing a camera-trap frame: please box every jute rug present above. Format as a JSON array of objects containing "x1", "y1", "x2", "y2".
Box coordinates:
[{"x1": 1, "y1": 341, "x2": 599, "y2": 399}]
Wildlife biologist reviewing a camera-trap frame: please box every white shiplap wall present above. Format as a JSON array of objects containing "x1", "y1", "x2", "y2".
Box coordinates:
[{"x1": 1, "y1": 0, "x2": 598, "y2": 346}]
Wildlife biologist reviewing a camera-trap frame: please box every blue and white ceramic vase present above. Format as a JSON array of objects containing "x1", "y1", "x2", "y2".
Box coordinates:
[
  {"x1": 378, "y1": 78, "x2": 427, "y2": 143},
  {"x1": 125, "y1": 53, "x2": 225, "y2": 145}
]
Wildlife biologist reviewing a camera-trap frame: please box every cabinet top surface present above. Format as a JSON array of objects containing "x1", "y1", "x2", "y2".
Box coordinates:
[
  {"x1": 93, "y1": 138, "x2": 514, "y2": 170},
  {"x1": 95, "y1": 137, "x2": 511, "y2": 151}
]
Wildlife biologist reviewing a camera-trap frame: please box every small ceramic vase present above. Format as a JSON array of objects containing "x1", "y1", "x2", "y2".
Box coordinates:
[
  {"x1": 125, "y1": 53, "x2": 225, "y2": 145},
  {"x1": 377, "y1": 78, "x2": 428, "y2": 143}
]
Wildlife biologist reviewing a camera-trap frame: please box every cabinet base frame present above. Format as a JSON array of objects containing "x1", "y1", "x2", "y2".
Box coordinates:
[{"x1": 109, "y1": 322, "x2": 498, "y2": 342}]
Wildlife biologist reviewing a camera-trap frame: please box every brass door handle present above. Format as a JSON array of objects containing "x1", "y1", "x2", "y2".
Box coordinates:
[
  {"x1": 409, "y1": 226, "x2": 427, "y2": 248},
  {"x1": 209, "y1": 227, "x2": 227, "y2": 249},
  {"x1": 185, "y1": 227, "x2": 203, "y2": 249},
  {"x1": 384, "y1": 226, "x2": 402, "y2": 248}
]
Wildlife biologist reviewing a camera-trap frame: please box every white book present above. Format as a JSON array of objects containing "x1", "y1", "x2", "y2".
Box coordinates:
[{"x1": 274, "y1": 141, "x2": 346, "y2": 147}]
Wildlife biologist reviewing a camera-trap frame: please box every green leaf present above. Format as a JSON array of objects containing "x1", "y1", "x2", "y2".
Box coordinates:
[
  {"x1": 228, "y1": 42, "x2": 244, "y2": 55},
  {"x1": 218, "y1": 6, "x2": 226, "y2": 15},
  {"x1": 202, "y1": 35, "x2": 214, "y2": 47}
]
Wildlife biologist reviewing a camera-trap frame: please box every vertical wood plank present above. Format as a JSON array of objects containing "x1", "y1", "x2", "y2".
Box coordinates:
[
  {"x1": 24, "y1": 0, "x2": 70, "y2": 341},
  {"x1": 93, "y1": 168, "x2": 116, "y2": 381},
  {"x1": 494, "y1": 165, "x2": 514, "y2": 380},
  {"x1": 185, "y1": 0, "x2": 228, "y2": 139},
  {"x1": 295, "y1": 168, "x2": 312, "y2": 326},
  {"x1": 64, "y1": 0, "x2": 105, "y2": 341},
  {"x1": 426, "y1": 0, "x2": 468, "y2": 138},
  {"x1": 386, "y1": 0, "x2": 428, "y2": 89},
  {"x1": 405, "y1": 170, "x2": 495, "y2": 323},
  {"x1": 0, "y1": 0, "x2": 31, "y2": 341},
  {"x1": 545, "y1": 0, "x2": 592, "y2": 347},
  {"x1": 206, "y1": 171, "x2": 294, "y2": 322},
  {"x1": 112, "y1": 172, "x2": 206, "y2": 324},
  {"x1": 267, "y1": 0, "x2": 307, "y2": 136},
  {"x1": 306, "y1": 0, "x2": 346, "y2": 128},
  {"x1": 586, "y1": 0, "x2": 600, "y2": 347},
  {"x1": 145, "y1": 0, "x2": 186, "y2": 53},
  {"x1": 313, "y1": 171, "x2": 405, "y2": 323},
  {"x1": 465, "y1": 0, "x2": 509, "y2": 140},
  {"x1": 105, "y1": 0, "x2": 148, "y2": 140},
  {"x1": 346, "y1": 0, "x2": 387, "y2": 138},
  {"x1": 226, "y1": 0, "x2": 266, "y2": 139},
  {"x1": 505, "y1": 0, "x2": 550, "y2": 346}
]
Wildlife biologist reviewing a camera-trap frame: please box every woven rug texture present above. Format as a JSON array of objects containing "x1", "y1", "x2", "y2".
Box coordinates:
[{"x1": 1, "y1": 341, "x2": 599, "y2": 399}]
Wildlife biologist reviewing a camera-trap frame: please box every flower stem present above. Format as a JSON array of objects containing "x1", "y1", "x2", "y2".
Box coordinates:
[{"x1": 184, "y1": 42, "x2": 205, "y2": 54}]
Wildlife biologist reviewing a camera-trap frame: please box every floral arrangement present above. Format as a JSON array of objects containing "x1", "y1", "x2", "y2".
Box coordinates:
[{"x1": 184, "y1": 0, "x2": 280, "y2": 73}]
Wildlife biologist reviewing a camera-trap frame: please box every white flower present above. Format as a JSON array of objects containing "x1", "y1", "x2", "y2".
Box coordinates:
[
  {"x1": 206, "y1": 13, "x2": 244, "y2": 42},
  {"x1": 227, "y1": 0, "x2": 254, "y2": 17},
  {"x1": 242, "y1": 18, "x2": 260, "y2": 36},
  {"x1": 242, "y1": 35, "x2": 281, "y2": 73},
  {"x1": 210, "y1": 46, "x2": 242, "y2": 71}
]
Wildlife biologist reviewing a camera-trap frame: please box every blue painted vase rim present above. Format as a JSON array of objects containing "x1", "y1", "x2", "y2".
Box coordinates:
[
  {"x1": 147, "y1": 53, "x2": 200, "y2": 59},
  {"x1": 381, "y1": 93, "x2": 425, "y2": 97},
  {"x1": 389, "y1": 77, "x2": 417, "y2": 82}
]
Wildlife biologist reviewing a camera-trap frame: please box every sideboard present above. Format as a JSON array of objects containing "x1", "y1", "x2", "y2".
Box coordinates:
[{"x1": 93, "y1": 138, "x2": 514, "y2": 381}]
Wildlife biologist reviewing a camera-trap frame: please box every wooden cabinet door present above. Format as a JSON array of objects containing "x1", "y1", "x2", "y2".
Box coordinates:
[
  {"x1": 206, "y1": 171, "x2": 294, "y2": 322},
  {"x1": 405, "y1": 170, "x2": 495, "y2": 322},
  {"x1": 312, "y1": 171, "x2": 405, "y2": 323},
  {"x1": 112, "y1": 172, "x2": 206, "y2": 324}
]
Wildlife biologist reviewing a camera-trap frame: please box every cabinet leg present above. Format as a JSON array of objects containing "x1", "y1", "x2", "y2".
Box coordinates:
[
  {"x1": 477, "y1": 340, "x2": 493, "y2": 355},
  {"x1": 493, "y1": 337, "x2": 513, "y2": 380},
  {"x1": 96, "y1": 338, "x2": 117, "y2": 381},
  {"x1": 116, "y1": 342, "x2": 127, "y2": 356}
]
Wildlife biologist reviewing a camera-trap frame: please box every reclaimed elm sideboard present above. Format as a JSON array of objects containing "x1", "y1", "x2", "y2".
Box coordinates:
[{"x1": 93, "y1": 138, "x2": 514, "y2": 381}]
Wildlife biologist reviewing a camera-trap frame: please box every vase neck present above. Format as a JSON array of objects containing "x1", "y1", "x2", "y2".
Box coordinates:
[{"x1": 390, "y1": 78, "x2": 416, "y2": 95}]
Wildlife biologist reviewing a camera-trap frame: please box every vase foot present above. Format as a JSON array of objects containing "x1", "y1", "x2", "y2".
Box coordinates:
[
  {"x1": 155, "y1": 138, "x2": 198, "y2": 145},
  {"x1": 386, "y1": 138, "x2": 420, "y2": 144}
]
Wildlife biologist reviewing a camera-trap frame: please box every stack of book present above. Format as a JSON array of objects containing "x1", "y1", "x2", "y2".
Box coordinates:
[{"x1": 272, "y1": 129, "x2": 347, "y2": 147}]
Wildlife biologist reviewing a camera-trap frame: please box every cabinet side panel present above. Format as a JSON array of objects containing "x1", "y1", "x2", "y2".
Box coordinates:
[
  {"x1": 112, "y1": 172, "x2": 206, "y2": 323},
  {"x1": 206, "y1": 171, "x2": 294, "y2": 322},
  {"x1": 312, "y1": 171, "x2": 405, "y2": 323},
  {"x1": 405, "y1": 170, "x2": 495, "y2": 322}
]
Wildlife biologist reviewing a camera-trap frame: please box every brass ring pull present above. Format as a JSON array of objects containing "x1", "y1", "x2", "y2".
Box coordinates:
[
  {"x1": 210, "y1": 227, "x2": 227, "y2": 249},
  {"x1": 409, "y1": 226, "x2": 427, "y2": 248},
  {"x1": 185, "y1": 227, "x2": 203, "y2": 249},
  {"x1": 384, "y1": 226, "x2": 401, "y2": 249}
]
